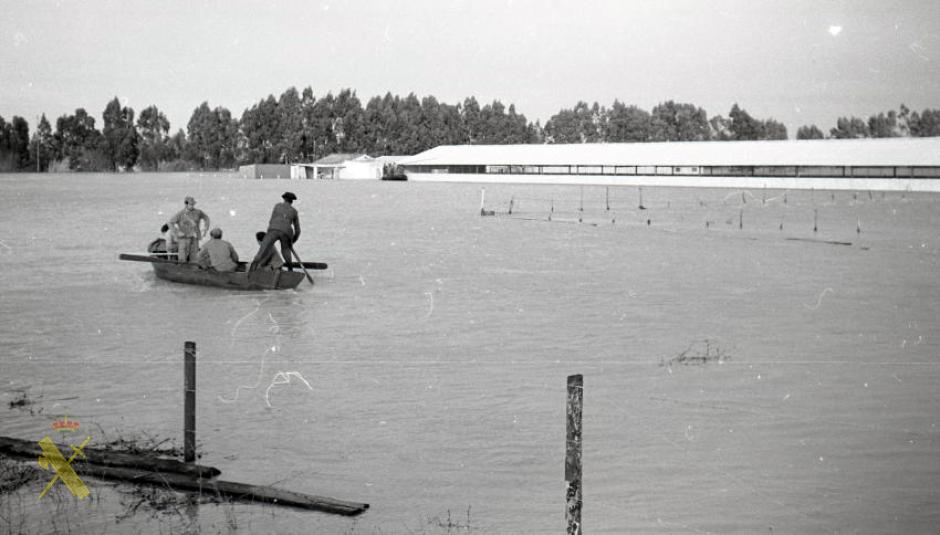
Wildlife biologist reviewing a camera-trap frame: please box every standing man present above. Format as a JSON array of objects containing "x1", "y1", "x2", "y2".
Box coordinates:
[
  {"x1": 251, "y1": 192, "x2": 300, "y2": 272},
  {"x1": 168, "y1": 196, "x2": 211, "y2": 263}
]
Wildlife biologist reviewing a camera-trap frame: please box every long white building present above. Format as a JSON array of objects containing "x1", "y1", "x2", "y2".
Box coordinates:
[{"x1": 398, "y1": 138, "x2": 940, "y2": 191}]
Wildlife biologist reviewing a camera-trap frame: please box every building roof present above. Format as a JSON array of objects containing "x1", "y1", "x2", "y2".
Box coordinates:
[
  {"x1": 398, "y1": 138, "x2": 940, "y2": 167},
  {"x1": 312, "y1": 153, "x2": 368, "y2": 165},
  {"x1": 375, "y1": 155, "x2": 409, "y2": 163}
]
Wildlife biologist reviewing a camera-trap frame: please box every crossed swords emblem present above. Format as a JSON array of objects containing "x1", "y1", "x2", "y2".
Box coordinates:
[{"x1": 37, "y1": 435, "x2": 92, "y2": 499}]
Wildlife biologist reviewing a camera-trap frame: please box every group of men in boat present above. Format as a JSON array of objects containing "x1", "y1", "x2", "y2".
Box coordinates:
[{"x1": 148, "y1": 191, "x2": 301, "y2": 273}]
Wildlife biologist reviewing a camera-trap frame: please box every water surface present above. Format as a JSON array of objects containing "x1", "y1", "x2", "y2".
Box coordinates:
[{"x1": 1, "y1": 173, "x2": 938, "y2": 534}]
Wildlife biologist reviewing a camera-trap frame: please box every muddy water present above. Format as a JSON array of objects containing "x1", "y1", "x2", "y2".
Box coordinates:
[{"x1": 1, "y1": 173, "x2": 938, "y2": 533}]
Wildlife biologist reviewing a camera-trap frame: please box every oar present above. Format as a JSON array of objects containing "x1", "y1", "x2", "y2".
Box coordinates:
[
  {"x1": 286, "y1": 245, "x2": 315, "y2": 285},
  {"x1": 285, "y1": 261, "x2": 329, "y2": 270}
]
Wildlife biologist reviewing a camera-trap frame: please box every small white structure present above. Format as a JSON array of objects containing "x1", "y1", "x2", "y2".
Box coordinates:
[
  {"x1": 239, "y1": 164, "x2": 292, "y2": 179},
  {"x1": 290, "y1": 154, "x2": 410, "y2": 180}
]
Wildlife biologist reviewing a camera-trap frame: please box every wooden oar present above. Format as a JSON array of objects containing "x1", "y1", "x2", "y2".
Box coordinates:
[{"x1": 286, "y1": 245, "x2": 315, "y2": 285}]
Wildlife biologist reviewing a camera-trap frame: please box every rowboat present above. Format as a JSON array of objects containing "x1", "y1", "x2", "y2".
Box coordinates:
[{"x1": 119, "y1": 254, "x2": 327, "y2": 291}]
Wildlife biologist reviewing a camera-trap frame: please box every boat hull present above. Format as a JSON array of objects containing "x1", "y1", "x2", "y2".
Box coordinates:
[{"x1": 151, "y1": 262, "x2": 305, "y2": 290}]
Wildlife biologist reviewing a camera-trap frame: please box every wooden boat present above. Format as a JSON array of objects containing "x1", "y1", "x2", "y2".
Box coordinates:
[{"x1": 119, "y1": 253, "x2": 326, "y2": 290}]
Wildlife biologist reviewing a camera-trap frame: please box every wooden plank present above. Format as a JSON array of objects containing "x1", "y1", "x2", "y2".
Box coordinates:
[
  {"x1": 121, "y1": 253, "x2": 327, "y2": 271},
  {"x1": 119, "y1": 253, "x2": 178, "y2": 264},
  {"x1": 785, "y1": 237, "x2": 853, "y2": 246},
  {"x1": 76, "y1": 464, "x2": 369, "y2": 515},
  {"x1": 0, "y1": 436, "x2": 220, "y2": 479}
]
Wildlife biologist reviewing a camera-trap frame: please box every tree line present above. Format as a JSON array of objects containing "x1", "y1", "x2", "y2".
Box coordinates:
[{"x1": 1, "y1": 89, "x2": 939, "y2": 172}]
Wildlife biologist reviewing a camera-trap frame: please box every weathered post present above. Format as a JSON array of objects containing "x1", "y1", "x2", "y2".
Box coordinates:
[
  {"x1": 579, "y1": 187, "x2": 584, "y2": 223},
  {"x1": 479, "y1": 188, "x2": 486, "y2": 216},
  {"x1": 566, "y1": 374, "x2": 583, "y2": 535},
  {"x1": 184, "y1": 341, "x2": 196, "y2": 463}
]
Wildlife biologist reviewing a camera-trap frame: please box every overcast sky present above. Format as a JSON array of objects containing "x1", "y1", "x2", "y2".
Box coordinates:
[{"x1": 2, "y1": 0, "x2": 938, "y2": 137}]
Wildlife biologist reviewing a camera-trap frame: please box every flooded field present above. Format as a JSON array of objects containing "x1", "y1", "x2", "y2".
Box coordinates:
[{"x1": 1, "y1": 173, "x2": 939, "y2": 534}]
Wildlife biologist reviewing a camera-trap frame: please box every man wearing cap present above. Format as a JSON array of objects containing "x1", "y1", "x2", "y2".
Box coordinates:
[
  {"x1": 168, "y1": 196, "x2": 210, "y2": 263},
  {"x1": 250, "y1": 192, "x2": 300, "y2": 272},
  {"x1": 197, "y1": 228, "x2": 239, "y2": 272}
]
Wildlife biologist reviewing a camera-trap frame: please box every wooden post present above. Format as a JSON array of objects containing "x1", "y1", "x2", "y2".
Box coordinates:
[
  {"x1": 579, "y1": 187, "x2": 583, "y2": 223},
  {"x1": 566, "y1": 374, "x2": 583, "y2": 535},
  {"x1": 184, "y1": 341, "x2": 196, "y2": 463},
  {"x1": 479, "y1": 188, "x2": 486, "y2": 216}
]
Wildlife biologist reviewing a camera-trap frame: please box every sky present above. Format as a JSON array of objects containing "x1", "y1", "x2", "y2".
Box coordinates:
[{"x1": 1, "y1": 0, "x2": 939, "y2": 138}]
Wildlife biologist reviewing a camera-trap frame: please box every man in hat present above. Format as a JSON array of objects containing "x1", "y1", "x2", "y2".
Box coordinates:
[
  {"x1": 196, "y1": 228, "x2": 239, "y2": 272},
  {"x1": 250, "y1": 192, "x2": 300, "y2": 272},
  {"x1": 168, "y1": 196, "x2": 210, "y2": 263}
]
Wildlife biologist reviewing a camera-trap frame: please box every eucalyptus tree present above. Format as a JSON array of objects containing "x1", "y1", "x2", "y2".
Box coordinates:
[
  {"x1": 276, "y1": 87, "x2": 304, "y2": 163},
  {"x1": 830, "y1": 116, "x2": 870, "y2": 138},
  {"x1": 136, "y1": 105, "x2": 171, "y2": 170},
  {"x1": 607, "y1": 101, "x2": 651, "y2": 142},
  {"x1": 796, "y1": 125, "x2": 825, "y2": 139},
  {"x1": 909, "y1": 108, "x2": 940, "y2": 137},
  {"x1": 331, "y1": 88, "x2": 365, "y2": 153},
  {"x1": 728, "y1": 103, "x2": 764, "y2": 140},
  {"x1": 0, "y1": 115, "x2": 32, "y2": 170},
  {"x1": 239, "y1": 95, "x2": 279, "y2": 163},
  {"x1": 54, "y1": 108, "x2": 105, "y2": 171},
  {"x1": 650, "y1": 101, "x2": 710, "y2": 142},
  {"x1": 102, "y1": 97, "x2": 139, "y2": 170},
  {"x1": 708, "y1": 115, "x2": 733, "y2": 141},
  {"x1": 544, "y1": 107, "x2": 580, "y2": 144},
  {"x1": 30, "y1": 114, "x2": 54, "y2": 171},
  {"x1": 362, "y1": 93, "x2": 392, "y2": 155},
  {"x1": 460, "y1": 96, "x2": 483, "y2": 145},
  {"x1": 299, "y1": 86, "x2": 319, "y2": 160},
  {"x1": 761, "y1": 118, "x2": 788, "y2": 140},
  {"x1": 394, "y1": 93, "x2": 423, "y2": 154},
  {"x1": 187, "y1": 102, "x2": 238, "y2": 169}
]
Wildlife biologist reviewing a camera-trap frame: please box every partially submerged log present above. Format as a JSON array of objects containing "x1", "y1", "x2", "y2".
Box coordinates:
[
  {"x1": 785, "y1": 237, "x2": 853, "y2": 246},
  {"x1": 0, "y1": 436, "x2": 219, "y2": 478},
  {"x1": 78, "y1": 464, "x2": 369, "y2": 515},
  {"x1": 0, "y1": 436, "x2": 369, "y2": 516}
]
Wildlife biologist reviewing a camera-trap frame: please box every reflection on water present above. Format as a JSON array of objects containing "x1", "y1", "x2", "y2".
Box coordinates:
[{"x1": 1, "y1": 174, "x2": 940, "y2": 533}]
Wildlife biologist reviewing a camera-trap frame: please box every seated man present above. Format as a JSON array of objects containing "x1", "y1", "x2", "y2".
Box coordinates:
[
  {"x1": 196, "y1": 228, "x2": 239, "y2": 272},
  {"x1": 254, "y1": 231, "x2": 285, "y2": 270}
]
